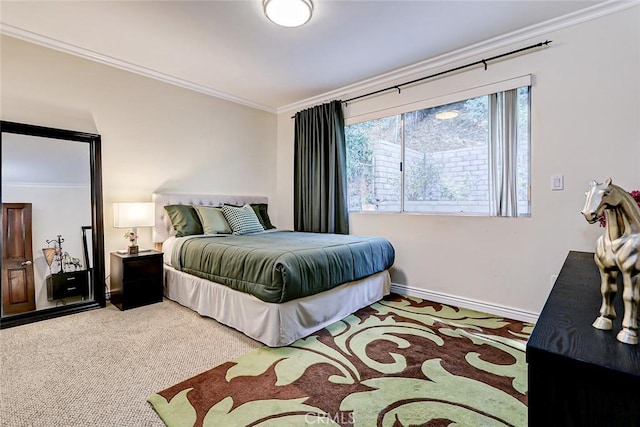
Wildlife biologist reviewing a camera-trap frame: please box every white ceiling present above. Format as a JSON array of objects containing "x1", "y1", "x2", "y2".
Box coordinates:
[{"x1": 0, "y1": 1, "x2": 610, "y2": 112}]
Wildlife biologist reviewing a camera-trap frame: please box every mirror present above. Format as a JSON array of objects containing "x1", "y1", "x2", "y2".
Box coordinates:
[{"x1": 1, "y1": 121, "x2": 105, "y2": 327}]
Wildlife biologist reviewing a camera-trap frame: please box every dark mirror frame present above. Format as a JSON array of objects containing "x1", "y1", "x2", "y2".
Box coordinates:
[{"x1": 0, "y1": 121, "x2": 105, "y2": 328}]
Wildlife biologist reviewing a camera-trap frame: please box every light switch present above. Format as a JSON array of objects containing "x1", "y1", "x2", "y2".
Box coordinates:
[{"x1": 551, "y1": 174, "x2": 564, "y2": 191}]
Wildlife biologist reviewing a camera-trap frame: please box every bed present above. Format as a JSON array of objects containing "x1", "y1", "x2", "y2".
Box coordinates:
[{"x1": 152, "y1": 193, "x2": 394, "y2": 347}]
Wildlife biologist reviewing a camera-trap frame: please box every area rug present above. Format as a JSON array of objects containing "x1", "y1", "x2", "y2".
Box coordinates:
[{"x1": 148, "y1": 294, "x2": 532, "y2": 426}]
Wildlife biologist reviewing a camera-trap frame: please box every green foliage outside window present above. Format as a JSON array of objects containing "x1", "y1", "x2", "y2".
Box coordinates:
[{"x1": 345, "y1": 125, "x2": 374, "y2": 209}]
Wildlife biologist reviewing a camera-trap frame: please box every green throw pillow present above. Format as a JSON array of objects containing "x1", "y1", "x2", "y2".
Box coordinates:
[
  {"x1": 251, "y1": 203, "x2": 275, "y2": 230},
  {"x1": 193, "y1": 206, "x2": 232, "y2": 235},
  {"x1": 164, "y1": 205, "x2": 203, "y2": 237}
]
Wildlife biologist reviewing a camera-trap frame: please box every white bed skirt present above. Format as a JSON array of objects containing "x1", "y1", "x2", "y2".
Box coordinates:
[{"x1": 163, "y1": 266, "x2": 391, "y2": 347}]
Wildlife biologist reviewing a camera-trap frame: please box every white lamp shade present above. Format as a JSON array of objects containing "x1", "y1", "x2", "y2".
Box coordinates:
[
  {"x1": 264, "y1": 0, "x2": 313, "y2": 27},
  {"x1": 113, "y1": 202, "x2": 155, "y2": 228}
]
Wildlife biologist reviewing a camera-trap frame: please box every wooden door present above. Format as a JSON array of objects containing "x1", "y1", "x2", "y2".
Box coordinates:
[{"x1": 2, "y1": 203, "x2": 36, "y2": 315}]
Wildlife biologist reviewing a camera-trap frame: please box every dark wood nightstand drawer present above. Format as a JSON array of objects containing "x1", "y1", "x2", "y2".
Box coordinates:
[
  {"x1": 118, "y1": 278, "x2": 163, "y2": 310},
  {"x1": 122, "y1": 256, "x2": 162, "y2": 281}
]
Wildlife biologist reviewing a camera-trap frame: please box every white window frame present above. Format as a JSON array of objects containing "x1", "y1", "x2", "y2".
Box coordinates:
[{"x1": 345, "y1": 75, "x2": 531, "y2": 216}]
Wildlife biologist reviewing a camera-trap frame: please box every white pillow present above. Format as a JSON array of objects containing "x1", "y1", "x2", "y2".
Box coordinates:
[{"x1": 221, "y1": 204, "x2": 265, "y2": 235}]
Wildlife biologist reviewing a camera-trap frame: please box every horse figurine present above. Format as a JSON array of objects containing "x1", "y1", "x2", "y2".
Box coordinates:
[{"x1": 582, "y1": 178, "x2": 640, "y2": 344}]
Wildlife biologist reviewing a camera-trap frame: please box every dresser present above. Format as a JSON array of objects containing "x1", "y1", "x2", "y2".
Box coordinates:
[
  {"x1": 109, "y1": 250, "x2": 163, "y2": 311},
  {"x1": 526, "y1": 251, "x2": 640, "y2": 426}
]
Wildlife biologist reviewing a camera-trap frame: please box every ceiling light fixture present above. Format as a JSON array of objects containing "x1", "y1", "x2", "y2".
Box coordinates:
[
  {"x1": 435, "y1": 110, "x2": 459, "y2": 120},
  {"x1": 264, "y1": 0, "x2": 313, "y2": 27}
]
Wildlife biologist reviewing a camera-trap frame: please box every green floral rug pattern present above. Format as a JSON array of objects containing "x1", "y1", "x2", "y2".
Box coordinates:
[{"x1": 148, "y1": 294, "x2": 532, "y2": 426}]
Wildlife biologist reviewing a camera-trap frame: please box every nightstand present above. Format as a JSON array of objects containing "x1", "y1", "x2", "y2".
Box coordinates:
[
  {"x1": 110, "y1": 250, "x2": 163, "y2": 310},
  {"x1": 46, "y1": 270, "x2": 90, "y2": 301}
]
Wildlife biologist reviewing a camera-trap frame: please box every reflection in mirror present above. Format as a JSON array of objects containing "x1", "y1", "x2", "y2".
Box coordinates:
[
  {"x1": 1, "y1": 121, "x2": 105, "y2": 326},
  {"x1": 2, "y1": 134, "x2": 92, "y2": 314},
  {"x1": 82, "y1": 226, "x2": 93, "y2": 270}
]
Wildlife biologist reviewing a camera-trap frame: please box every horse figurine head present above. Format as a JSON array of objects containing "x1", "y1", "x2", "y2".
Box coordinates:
[
  {"x1": 581, "y1": 177, "x2": 613, "y2": 224},
  {"x1": 582, "y1": 177, "x2": 640, "y2": 345}
]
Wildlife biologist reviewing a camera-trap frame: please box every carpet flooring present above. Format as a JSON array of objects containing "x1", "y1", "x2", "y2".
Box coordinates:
[
  {"x1": 0, "y1": 300, "x2": 261, "y2": 426},
  {"x1": 149, "y1": 294, "x2": 532, "y2": 427}
]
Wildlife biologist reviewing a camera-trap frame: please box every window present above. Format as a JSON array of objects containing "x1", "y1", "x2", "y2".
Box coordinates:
[{"x1": 345, "y1": 86, "x2": 530, "y2": 216}]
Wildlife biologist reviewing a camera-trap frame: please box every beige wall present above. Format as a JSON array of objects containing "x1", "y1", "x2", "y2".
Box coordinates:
[
  {"x1": 1, "y1": 36, "x2": 277, "y2": 274},
  {"x1": 276, "y1": 7, "x2": 640, "y2": 317},
  {"x1": 2, "y1": 7, "x2": 638, "y2": 318}
]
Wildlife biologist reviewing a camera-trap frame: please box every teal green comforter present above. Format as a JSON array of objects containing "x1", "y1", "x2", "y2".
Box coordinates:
[{"x1": 171, "y1": 231, "x2": 395, "y2": 303}]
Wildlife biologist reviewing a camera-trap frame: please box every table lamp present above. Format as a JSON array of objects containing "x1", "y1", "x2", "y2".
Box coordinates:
[{"x1": 113, "y1": 202, "x2": 155, "y2": 254}]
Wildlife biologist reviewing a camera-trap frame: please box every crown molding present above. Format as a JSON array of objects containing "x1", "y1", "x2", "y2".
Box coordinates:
[
  {"x1": 277, "y1": 0, "x2": 639, "y2": 114},
  {"x1": 0, "y1": 23, "x2": 277, "y2": 114}
]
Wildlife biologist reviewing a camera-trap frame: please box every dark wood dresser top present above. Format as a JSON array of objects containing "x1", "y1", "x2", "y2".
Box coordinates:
[{"x1": 527, "y1": 251, "x2": 640, "y2": 376}]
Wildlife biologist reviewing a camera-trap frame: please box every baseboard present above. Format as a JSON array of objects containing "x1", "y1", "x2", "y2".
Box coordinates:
[{"x1": 390, "y1": 283, "x2": 539, "y2": 324}]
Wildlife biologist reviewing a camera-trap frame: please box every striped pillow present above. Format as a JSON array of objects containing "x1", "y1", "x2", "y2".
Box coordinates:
[{"x1": 221, "y1": 204, "x2": 265, "y2": 235}]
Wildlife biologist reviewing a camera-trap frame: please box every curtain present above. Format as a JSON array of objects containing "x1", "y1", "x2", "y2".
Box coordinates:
[
  {"x1": 294, "y1": 100, "x2": 349, "y2": 234},
  {"x1": 489, "y1": 89, "x2": 519, "y2": 217}
]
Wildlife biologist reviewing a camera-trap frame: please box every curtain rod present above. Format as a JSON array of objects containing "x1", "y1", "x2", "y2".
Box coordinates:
[{"x1": 291, "y1": 39, "x2": 551, "y2": 119}]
